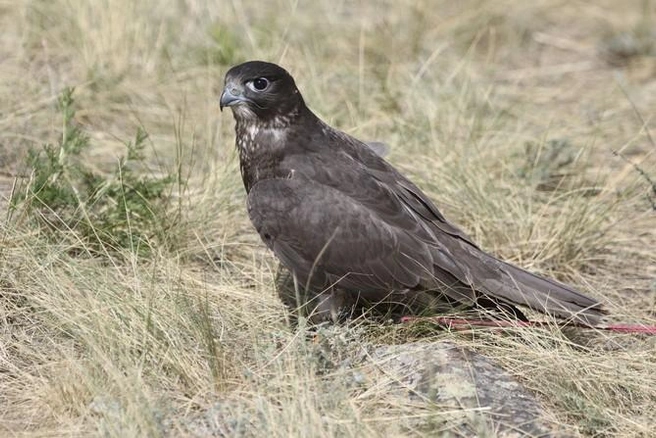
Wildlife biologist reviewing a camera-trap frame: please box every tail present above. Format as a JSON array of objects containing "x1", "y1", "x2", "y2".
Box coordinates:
[
  {"x1": 493, "y1": 258, "x2": 606, "y2": 325},
  {"x1": 450, "y1": 242, "x2": 607, "y2": 325}
]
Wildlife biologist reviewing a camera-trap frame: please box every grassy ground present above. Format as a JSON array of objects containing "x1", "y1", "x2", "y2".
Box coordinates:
[{"x1": 1, "y1": 0, "x2": 655, "y2": 436}]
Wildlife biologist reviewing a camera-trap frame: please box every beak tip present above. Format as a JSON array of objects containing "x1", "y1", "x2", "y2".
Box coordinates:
[{"x1": 219, "y1": 87, "x2": 247, "y2": 111}]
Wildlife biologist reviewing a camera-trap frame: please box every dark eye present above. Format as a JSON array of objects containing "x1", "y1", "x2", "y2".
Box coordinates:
[{"x1": 248, "y1": 77, "x2": 270, "y2": 92}]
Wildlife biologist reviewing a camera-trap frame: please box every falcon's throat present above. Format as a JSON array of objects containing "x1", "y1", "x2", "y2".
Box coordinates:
[{"x1": 232, "y1": 110, "x2": 300, "y2": 193}]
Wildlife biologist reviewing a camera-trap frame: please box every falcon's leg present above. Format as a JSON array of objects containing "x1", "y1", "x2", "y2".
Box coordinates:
[
  {"x1": 274, "y1": 264, "x2": 347, "y2": 324},
  {"x1": 308, "y1": 289, "x2": 347, "y2": 324}
]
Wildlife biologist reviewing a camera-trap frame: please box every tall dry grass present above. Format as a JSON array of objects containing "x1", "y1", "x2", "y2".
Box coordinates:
[{"x1": 1, "y1": 0, "x2": 655, "y2": 436}]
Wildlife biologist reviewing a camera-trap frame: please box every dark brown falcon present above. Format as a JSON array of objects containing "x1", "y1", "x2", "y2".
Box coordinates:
[{"x1": 220, "y1": 60, "x2": 606, "y2": 324}]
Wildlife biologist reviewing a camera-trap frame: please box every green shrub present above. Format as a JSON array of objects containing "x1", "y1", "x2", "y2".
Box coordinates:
[{"x1": 12, "y1": 87, "x2": 178, "y2": 257}]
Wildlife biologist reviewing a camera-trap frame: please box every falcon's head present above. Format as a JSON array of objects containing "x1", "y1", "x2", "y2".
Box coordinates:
[{"x1": 220, "y1": 61, "x2": 304, "y2": 124}]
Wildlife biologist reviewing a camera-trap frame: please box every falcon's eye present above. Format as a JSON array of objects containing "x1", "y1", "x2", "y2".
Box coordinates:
[{"x1": 247, "y1": 77, "x2": 270, "y2": 92}]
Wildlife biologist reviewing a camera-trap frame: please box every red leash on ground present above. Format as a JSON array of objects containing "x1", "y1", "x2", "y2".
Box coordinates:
[{"x1": 400, "y1": 316, "x2": 656, "y2": 335}]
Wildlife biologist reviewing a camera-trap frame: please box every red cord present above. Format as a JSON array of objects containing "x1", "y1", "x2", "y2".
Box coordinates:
[
  {"x1": 400, "y1": 316, "x2": 656, "y2": 335},
  {"x1": 601, "y1": 324, "x2": 656, "y2": 335}
]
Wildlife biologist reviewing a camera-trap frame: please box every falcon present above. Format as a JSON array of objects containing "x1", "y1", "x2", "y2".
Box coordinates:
[{"x1": 220, "y1": 60, "x2": 605, "y2": 325}]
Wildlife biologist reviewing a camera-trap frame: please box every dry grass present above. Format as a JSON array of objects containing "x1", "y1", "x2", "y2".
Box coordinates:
[{"x1": 1, "y1": 0, "x2": 655, "y2": 436}]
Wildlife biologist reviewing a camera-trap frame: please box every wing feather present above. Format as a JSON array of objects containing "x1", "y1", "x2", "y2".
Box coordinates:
[{"x1": 248, "y1": 178, "x2": 435, "y2": 296}]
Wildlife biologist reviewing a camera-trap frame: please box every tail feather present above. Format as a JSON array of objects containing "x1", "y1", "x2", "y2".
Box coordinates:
[
  {"x1": 445, "y1": 242, "x2": 606, "y2": 325},
  {"x1": 493, "y1": 259, "x2": 606, "y2": 325}
]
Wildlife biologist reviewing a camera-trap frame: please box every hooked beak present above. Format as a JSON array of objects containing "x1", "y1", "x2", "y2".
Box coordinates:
[{"x1": 220, "y1": 86, "x2": 249, "y2": 111}]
